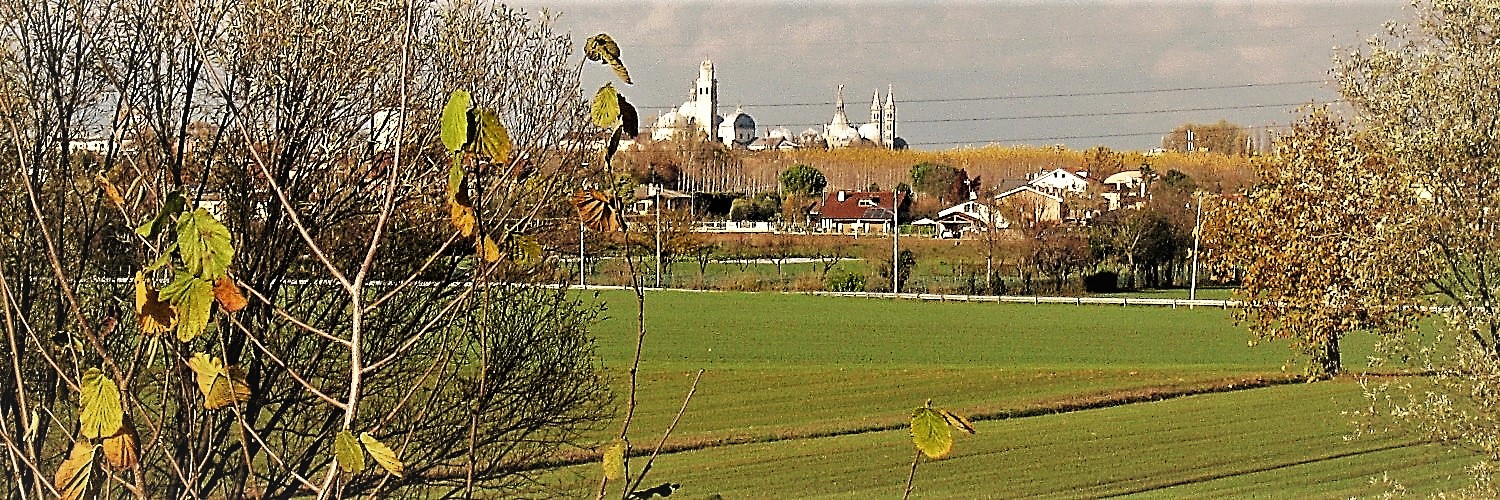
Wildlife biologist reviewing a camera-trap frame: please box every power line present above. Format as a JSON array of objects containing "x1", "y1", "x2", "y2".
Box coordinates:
[
  {"x1": 909, "y1": 123, "x2": 1295, "y2": 147},
  {"x1": 622, "y1": 21, "x2": 1383, "y2": 50},
  {"x1": 905, "y1": 101, "x2": 1331, "y2": 124},
  {"x1": 644, "y1": 79, "x2": 1327, "y2": 110},
  {"x1": 647, "y1": 100, "x2": 1330, "y2": 132},
  {"x1": 905, "y1": 80, "x2": 1328, "y2": 104}
]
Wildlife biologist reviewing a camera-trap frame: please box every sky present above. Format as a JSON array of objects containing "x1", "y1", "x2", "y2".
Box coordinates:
[{"x1": 518, "y1": 1, "x2": 1409, "y2": 151}]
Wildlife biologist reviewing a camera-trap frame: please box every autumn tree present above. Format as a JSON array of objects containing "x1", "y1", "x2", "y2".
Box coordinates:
[
  {"x1": 1206, "y1": 108, "x2": 1426, "y2": 377},
  {"x1": 909, "y1": 162, "x2": 968, "y2": 203},
  {"x1": 1080, "y1": 146, "x2": 1126, "y2": 178},
  {"x1": 1163, "y1": 120, "x2": 1251, "y2": 155}
]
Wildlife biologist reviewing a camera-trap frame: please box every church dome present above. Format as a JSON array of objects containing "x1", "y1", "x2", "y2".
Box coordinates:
[
  {"x1": 858, "y1": 122, "x2": 880, "y2": 141},
  {"x1": 769, "y1": 127, "x2": 792, "y2": 140}
]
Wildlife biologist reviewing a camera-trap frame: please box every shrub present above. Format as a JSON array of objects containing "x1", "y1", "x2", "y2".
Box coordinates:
[
  {"x1": 1083, "y1": 270, "x2": 1120, "y2": 293},
  {"x1": 825, "y1": 270, "x2": 867, "y2": 292}
]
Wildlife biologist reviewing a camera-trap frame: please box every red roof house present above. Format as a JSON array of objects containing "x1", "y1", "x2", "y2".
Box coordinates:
[{"x1": 816, "y1": 190, "x2": 906, "y2": 234}]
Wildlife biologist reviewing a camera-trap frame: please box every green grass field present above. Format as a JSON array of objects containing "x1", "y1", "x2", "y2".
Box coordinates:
[{"x1": 549, "y1": 290, "x2": 1470, "y2": 498}]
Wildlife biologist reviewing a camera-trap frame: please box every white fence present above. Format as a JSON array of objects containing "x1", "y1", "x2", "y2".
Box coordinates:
[
  {"x1": 810, "y1": 291, "x2": 1239, "y2": 308},
  {"x1": 692, "y1": 221, "x2": 778, "y2": 233}
]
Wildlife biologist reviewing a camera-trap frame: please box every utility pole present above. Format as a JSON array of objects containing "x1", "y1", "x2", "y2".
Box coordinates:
[
  {"x1": 579, "y1": 222, "x2": 586, "y2": 288},
  {"x1": 655, "y1": 181, "x2": 663, "y2": 288},
  {"x1": 1190, "y1": 191, "x2": 1203, "y2": 301},
  {"x1": 892, "y1": 203, "x2": 900, "y2": 295},
  {"x1": 579, "y1": 161, "x2": 589, "y2": 288}
]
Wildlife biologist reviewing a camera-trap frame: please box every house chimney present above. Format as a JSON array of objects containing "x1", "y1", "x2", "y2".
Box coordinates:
[{"x1": 837, "y1": 191, "x2": 847, "y2": 202}]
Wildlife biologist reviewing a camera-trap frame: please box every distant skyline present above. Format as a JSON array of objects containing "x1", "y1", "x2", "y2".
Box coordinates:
[{"x1": 520, "y1": 1, "x2": 1409, "y2": 151}]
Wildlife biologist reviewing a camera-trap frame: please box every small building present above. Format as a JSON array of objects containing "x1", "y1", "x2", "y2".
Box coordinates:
[
  {"x1": 934, "y1": 199, "x2": 1007, "y2": 237},
  {"x1": 632, "y1": 184, "x2": 694, "y2": 213},
  {"x1": 1101, "y1": 170, "x2": 1147, "y2": 210},
  {"x1": 994, "y1": 184, "x2": 1065, "y2": 226},
  {"x1": 817, "y1": 190, "x2": 906, "y2": 234}
]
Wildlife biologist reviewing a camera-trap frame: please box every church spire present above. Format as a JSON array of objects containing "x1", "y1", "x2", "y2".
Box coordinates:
[{"x1": 881, "y1": 84, "x2": 897, "y2": 148}]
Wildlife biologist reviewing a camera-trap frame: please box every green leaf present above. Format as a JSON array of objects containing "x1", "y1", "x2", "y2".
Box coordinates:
[
  {"x1": 176, "y1": 208, "x2": 233, "y2": 279},
  {"x1": 592, "y1": 83, "x2": 621, "y2": 129},
  {"x1": 602, "y1": 439, "x2": 626, "y2": 481},
  {"x1": 359, "y1": 432, "x2": 404, "y2": 478},
  {"x1": 475, "y1": 108, "x2": 512, "y2": 164},
  {"x1": 584, "y1": 33, "x2": 631, "y2": 84},
  {"x1": 440, "y1": 90, "x2": 472, "y2": 153},
  {"x1": 79, "y1": 368, "x2": 123, "y2": 439},
  {"x1": 335, "y1": 430, "x2": 364, "y2": 474},
  {"x1": 161, "y1": 272, "x2": 214, "y2": 342},
  {"x1": 134, "y1": 191, "x2": 186, "y2": 239},
  {"x1": 910, "y1": 407, "x2": 952, "y2": 459},
  {"x1": 447, "y1": 159, "x2": 464, "y2": 200},
  {"x1": 143, "y1": 245, "x2": 173, "y2": 272}
]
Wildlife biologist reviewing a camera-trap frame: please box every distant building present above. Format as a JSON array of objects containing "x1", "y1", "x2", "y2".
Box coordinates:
[
  {"x1": 819, "y1": 85, "x2": 903, "y2": 149},
  {"x1": 816, "y1": 190, "x2": 906, "y2": 233},
  {"x1": 652, "y1": 59, "x2": 724, "y2": 142},
  {"x1": 1026, "y1": 167, "x2": 1090, "y2": 198},
  {"x1": 718, "y1": 106, "x2": 756, "y2": 147},
  {"x1": 649, "y1": 60, "x2": 905, "y2": 150}
]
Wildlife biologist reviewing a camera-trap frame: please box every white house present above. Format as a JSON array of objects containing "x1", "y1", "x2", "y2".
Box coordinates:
[
  {"x1": 933, "y1": 199, "x2": 1007, "y2": 237},
  {"x1": 1026, "y1": 167, "x2": 1089, "y2": 198},
  {"x1": 1101, "y1": 170, "x2": 1147, "y2": 210}
]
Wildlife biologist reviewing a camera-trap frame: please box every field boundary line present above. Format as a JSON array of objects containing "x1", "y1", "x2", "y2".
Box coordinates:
[
  {"x1": 1099, "y1": 440, "x2": 1424, "y2": 497},
  {"x1": 529, "y1": 373, "x2": 1302, "y2": 472},
  {"x1": 809, "y1": 290, "x2": 1241, "y2": 309}
]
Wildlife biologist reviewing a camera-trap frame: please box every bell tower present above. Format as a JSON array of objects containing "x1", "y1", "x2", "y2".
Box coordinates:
[
  {"x1": 881, "y1": 85, "x2": 897, "y2": 148},
  {"x1": 694, "y1": 59, "x2": 718, "y2": 137}
]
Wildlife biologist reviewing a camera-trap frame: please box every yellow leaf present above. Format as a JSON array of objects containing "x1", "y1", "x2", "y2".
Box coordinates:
[
  {"x1": 910, "y1": 406, "x2": 952, "y2": 459},
  {"x1": 101, "y1": 417, "x2": 139, "y2": 471},
  {"x1": 450, "y1": 201, "x2": 476, "y2": 237},
  {"x1": 53, "y1": 440, "x2": 95, "y2": 500},
  {"x1": 95, "y1": 173, "x2": 123, "y2": 206},
  {"x1": 334, "y1": 430, "x2": 364, "y2": 474},
  {"x1": 475, "y1": 108, "x2": 512, "y2": 164},
  {"x1": 213, "y1": 276, "x2": 248, "y2": 312},
  {"x1": 480, "y1": 234, "x2": 501, "y2": 263},
  {"x1": 511, "y1": 235, "x2": 542, "y2": 265},
  {"x1": 185, "y1": 353, "x2": 251, "y2": 410},
  {"x1": 602, "y1": 439, "x2": 626, "y2": 481},
  {"x1": 134, "y1": 272, "x2": 176, "y2": 335},
  {"x1": 447, "y1": 161, "x2": 477, "y2": 237},
  {"x1": 78, "y1": 369, "x2": 123, "y2": 440},
  {"x1": 592, "y1": 83, "x2": 621, "y2": 129},
  {"x1": 358, "y1": 432, "x2": 403, "y2": 478}
]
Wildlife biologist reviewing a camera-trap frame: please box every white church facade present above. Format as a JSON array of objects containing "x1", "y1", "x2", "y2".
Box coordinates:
[{"x1": 650, "y1": 59, "x2": 903, "y2": 150}]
